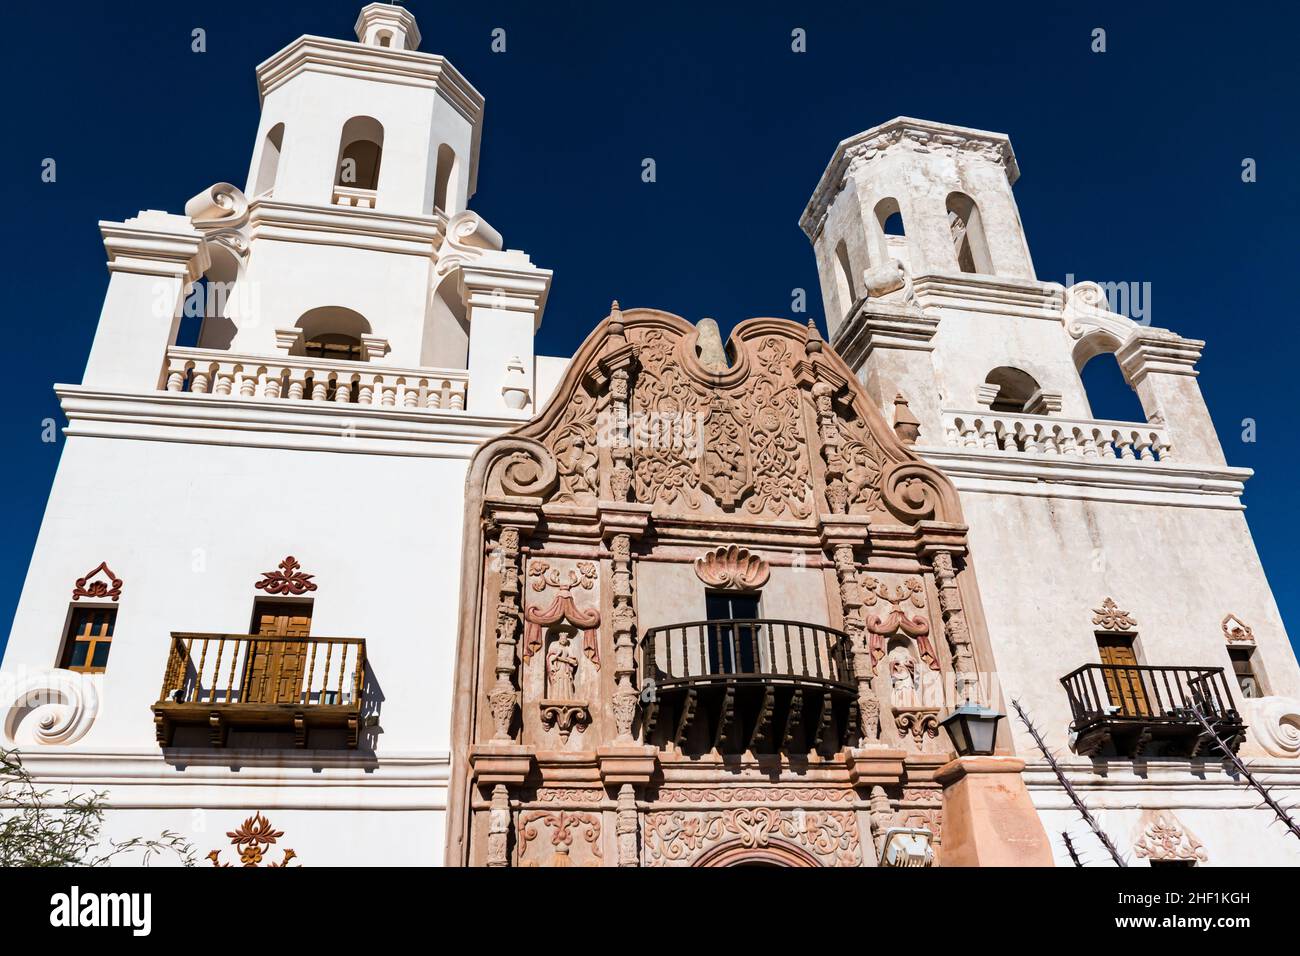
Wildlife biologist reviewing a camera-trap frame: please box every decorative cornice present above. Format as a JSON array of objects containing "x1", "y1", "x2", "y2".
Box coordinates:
[
  {"x1": 56, "y1": 385, "x2": 519, "y2": 459},
  {"x1": 801, "y1": 117, "x2": 1019, "y2": 238},
  {"x1": 255, "y1": 35, "x2": 483, "y2": 124},
  {"x1": 248, "y1": 199, "x2": 443, "y2": 257},
  {"x1": 99, "y1": 212, "x2": 207, "y2": 281},
  {"x1": 915, "y1": 444, "x2": 1251, "y2": 510}
]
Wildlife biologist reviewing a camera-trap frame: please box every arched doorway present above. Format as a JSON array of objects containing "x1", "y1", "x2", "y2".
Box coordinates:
[{"x1": 693, "y1": 839, "x2": 822, "y2": 868}]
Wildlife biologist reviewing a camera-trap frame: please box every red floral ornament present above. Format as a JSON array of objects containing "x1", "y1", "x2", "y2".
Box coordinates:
[
  {"x1": 255, "y1": 556, "x2": 318, "y2": 595},
  {"x1": 72, "y1": 562, "x2": 123, "y2": 601}
]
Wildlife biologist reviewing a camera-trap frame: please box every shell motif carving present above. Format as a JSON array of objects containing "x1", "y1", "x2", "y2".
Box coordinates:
[
  {"x1": 694, "y1": 545, "x2": 770, "y2": 590},
  {"x1": 1, "y1": 669, "x2": 101, "y2": 746}
]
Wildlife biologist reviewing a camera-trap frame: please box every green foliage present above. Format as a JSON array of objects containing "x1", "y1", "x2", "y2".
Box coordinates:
[{"x1": 0, "y1": 748, "x2": 195, "y2": 867}]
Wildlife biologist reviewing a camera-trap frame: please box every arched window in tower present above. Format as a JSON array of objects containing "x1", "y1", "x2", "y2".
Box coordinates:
[
  {"x1": 253, "y1": 123, "x2": 284, "y2": 197},
  {"x1": 434, "y1": 144, "x2": 457, "y2": 214},
  {"x1": 833, "y1": 239, "x2": 857, "y2": 314},
  {"x1": 1075, "y1": 346, "x2": 1149, "y2": 424},
  {"x1": 334, "y1": 116, "x2": 385, "y2": 194},
  {"x1": 376, "y1": 31, "x2": 392, "y2": 47},
  {"x1": 983, "y1": 367, "x2": 1042, "y2": 413},
  {"x1": 946, "y1": 192, "x2": 993, "y2": 275},
  {"x1": 296, "y1": 307, "x2": 371, "y2": 363},
  {"x1": 875, "y1": 198, "x2": 906, "y2": 238}
]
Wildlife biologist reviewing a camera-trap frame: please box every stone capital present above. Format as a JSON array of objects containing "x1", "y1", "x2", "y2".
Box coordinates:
[
  {"x1": 598, "y1": 503, "x2": 654, "y2": 541},
  {"x1": 1116, "y1": 330, "x2": 1204, "y2": 385},
  {"x1": 100, "y1": 211, "x2": 207, "y2": 281},
  {"x1": 818, "y1": 515, "x2": 873, "y2": 550},
  {"x1": 845, "y1": 746, "x2": 907, "y2": 786},
  {"x1": 469, "y1": 743, "x2": 534, "y2": 787},
  {"x1": 596, "y1": 745, "x2": 658, "y2": 786}
]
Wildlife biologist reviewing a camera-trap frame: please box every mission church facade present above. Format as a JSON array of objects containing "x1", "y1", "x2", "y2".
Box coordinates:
[{"x1": 4, "y1": 5, "x2": 1298, "y2": 867}]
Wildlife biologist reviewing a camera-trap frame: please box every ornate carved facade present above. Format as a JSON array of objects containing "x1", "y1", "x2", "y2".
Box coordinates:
[{"x1": 448, "y1": 305, "x2": 997, "y2": 866}]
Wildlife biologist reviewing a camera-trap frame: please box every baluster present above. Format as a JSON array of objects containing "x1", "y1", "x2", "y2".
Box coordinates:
[
  {"x1": 1044, "y1": 426, "x2": 1062, "y2": 455},
  {"x1": 438, "y1": 380, "x2": 453, "y2": 410},
  {"x1": 239, "y1": 369, "x2": 257, "y2": 398},
  {"x1": 165, "y1": 362, "x2": 187, "y2": 392},
  {"x1": 1160, "y1": 669, "x2": 1176, "y2": 717},
  {"x1": 196, "y1": 638, "x2": 211, "y2": 702},
  {"x1": 213, "y1": 366, "x2": 234, "y2": 395},
  {"x1": 401, "y1": 379, "x2": 419, "y2": 409},
  {"x1": 286, "y1": 370, "x2": 307, "y2": 401},
  {"x1": 191, "y1": 366, "x2": 212, "y2": 394},
  {"x1": 380, "y1": 379, "x2": 398, "y2": 407},
  {"x1": 958, "y1": 418, "x2": 979, "y2": 448},
  {"x1": 336, "y1": 641, "x2": 348, "y2": 702},
  {"x1": 977, "y1": 419, "x2": 999, "y2": 450},
  {"x1": 1114, "y1": 431, "x2": 1135, "y2": 459},
  {"x1": 358, "y1": 376, "x2": 375, "y2": 406},
  {"x1": 211, "y1": 639, "x2": 226, "y2": 704},
  {"x1": 225, "y1": 639, "x2": 239, "y2": 703},
  {"x1": 322, "y1": 641, "x2": 335, "y2": 705},
  {"x1": 263, "y1": 368, "x2": 285, "y2": 400},
  {"x1": 310, "y1": 376, "x2": 329, "y2": 402},
  {"x1": 449, "y1": 383, "x2": 465, "y2": 411},
  {"x1": 797, "y1": 625, "x2": 808, "y2": 677},
  {"x1": 333, "y1": 377, "x2": 352, "y2": 403},
  {"x1": 305, "y1": 639, "x2": 320, "y2": 706}
]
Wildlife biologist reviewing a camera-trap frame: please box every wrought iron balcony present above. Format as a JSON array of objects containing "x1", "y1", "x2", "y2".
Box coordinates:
[
  {"x1": 1061, "y1": 664, "x2": 1245, "y2": 758},
  {"x1": 153, "y1": 632, "x2": 366, "y2": 748},
  {"x1": 641, "y1": 619, "x2": 858, "y2": 757}
]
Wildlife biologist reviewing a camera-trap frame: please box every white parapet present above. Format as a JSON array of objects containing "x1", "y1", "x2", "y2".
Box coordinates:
[
  {"x1": 941, "y1": 408, "x2": 1172, "y2": 462},
  {"x1": 162, "y1": 346, "x2": 468, "y2": 411}
]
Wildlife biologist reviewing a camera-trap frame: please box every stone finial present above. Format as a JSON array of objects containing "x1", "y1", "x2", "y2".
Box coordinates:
[
  {"x1": 608, "y1": 300, "x2": 625, "y2": 337},
  {"x1": 695, "y1": 318, "x2": 729, "y2": 372},
  {"x1": 804, "y1": 316, "x2": 824, "y2": 356},
  {"x1": 892, "y1": 394, "x2": 921, "y2": 445}
]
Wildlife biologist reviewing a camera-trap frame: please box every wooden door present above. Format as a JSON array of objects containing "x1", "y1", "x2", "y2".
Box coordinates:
[
  {"x1": 1096, "y1": 635, "x2": 1149, "y2": 716},
  {"x1": 246, "y1": 603, "x2": 312, "y2": 704}
]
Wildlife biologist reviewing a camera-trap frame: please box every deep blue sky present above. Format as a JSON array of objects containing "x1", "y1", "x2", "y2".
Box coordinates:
[{"x1": 2, "y1": 1, "x2": 1297, "y2": 657}]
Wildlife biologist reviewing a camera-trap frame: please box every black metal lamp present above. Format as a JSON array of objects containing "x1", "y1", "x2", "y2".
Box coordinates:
[{"x1": 940, "y1": 703, "x2": 1004, "y2": 756}]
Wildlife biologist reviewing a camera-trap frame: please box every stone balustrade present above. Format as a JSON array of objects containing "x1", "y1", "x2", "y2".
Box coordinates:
[
  {"x1": 332, "y1": 185, "x2": 377, "y2": 208},
  {"x1": 940, "y1": 409, "x2": 1172, "y2": 462},
  {"x1": 161, "y1": 346, "x2": 468, "y2": 411}
]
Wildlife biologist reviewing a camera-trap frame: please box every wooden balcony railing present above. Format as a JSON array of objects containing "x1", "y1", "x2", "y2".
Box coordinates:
[
  {"x1": 640, "y1": 620, "x2": 858, "y2": 756},
  {"x1": 153, "y1": 632, "x2": 366, "y2": 748},
  {"x1": 1061, "y1": 663, "x2": 1245, "y2": 757}
]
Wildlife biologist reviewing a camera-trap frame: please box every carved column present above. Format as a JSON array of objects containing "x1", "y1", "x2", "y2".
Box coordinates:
[
  {"x1": 486, "y1": 784, "x2": 512, "y2": 867},
  {"x1": 931, "y1": 550, "x2": 978, "y2": 702},
  {"x1": 488, "y1": 524, "x2": 524, "y2": 739},
  {"x1": 615, "y1": 783, "x2": 639, "y2": 867},
  {"x1": 821, "y1": 520, "x2": 880, "y2": 745},
  {"x1": 813, "y1": 381, "x2": 849, "y2": 514},
  {"x1": 868, "y1": 784, "x2": 894, "y2": 861},
  {"x1": 610, "y1": 532, "x2": 638, "y2": 741}
]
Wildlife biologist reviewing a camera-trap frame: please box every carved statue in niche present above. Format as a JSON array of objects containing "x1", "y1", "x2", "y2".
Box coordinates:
[
  {"x1": 886, "y1": 646, "x2": 921, "y2": 709},
  {"x1": 546, "y1": 631, "x2": 580, "y2": 700}
]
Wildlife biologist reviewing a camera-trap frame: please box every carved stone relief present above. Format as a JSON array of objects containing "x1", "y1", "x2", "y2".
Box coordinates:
[
  {"x1": 1093, "y1": 597, "x2": 1137, "y2": 631},
  {"x1": 1222, "y1": 613, "x2": 1254, "y2": 644},
  {"x1": 517, "y1": 810, "x2": 604, "y2": 867},
  {"x1": 1132, "y1": 812, "x2": 1207, "y2": 864},
  {"x1": 643, "y1": 807, "x2": 861, "y2": 867},
  {"x1": 694, "y1": 545, "x2": 770, "y2": 590}
]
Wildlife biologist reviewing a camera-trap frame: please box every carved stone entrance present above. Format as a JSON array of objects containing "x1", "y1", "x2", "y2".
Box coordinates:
[{"x1": 694, "y1": 839, "x2": 821, "y2": 868}]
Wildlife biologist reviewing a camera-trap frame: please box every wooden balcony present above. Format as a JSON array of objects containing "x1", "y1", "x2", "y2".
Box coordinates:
[
  {"x1": 153, "y1": 632, "x2": 366, "y2": 748},
  {"x1": 641, "y1": 619, "x2": 858, "y2": 757},
  {"x1": 1061, "y1": 663, "x2": 1245, "y2": 758}
]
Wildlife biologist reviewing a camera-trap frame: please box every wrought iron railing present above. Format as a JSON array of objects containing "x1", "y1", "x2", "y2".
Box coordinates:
[{"x1": 642, "y1": 619, "x2": 855, "y2": 689}]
